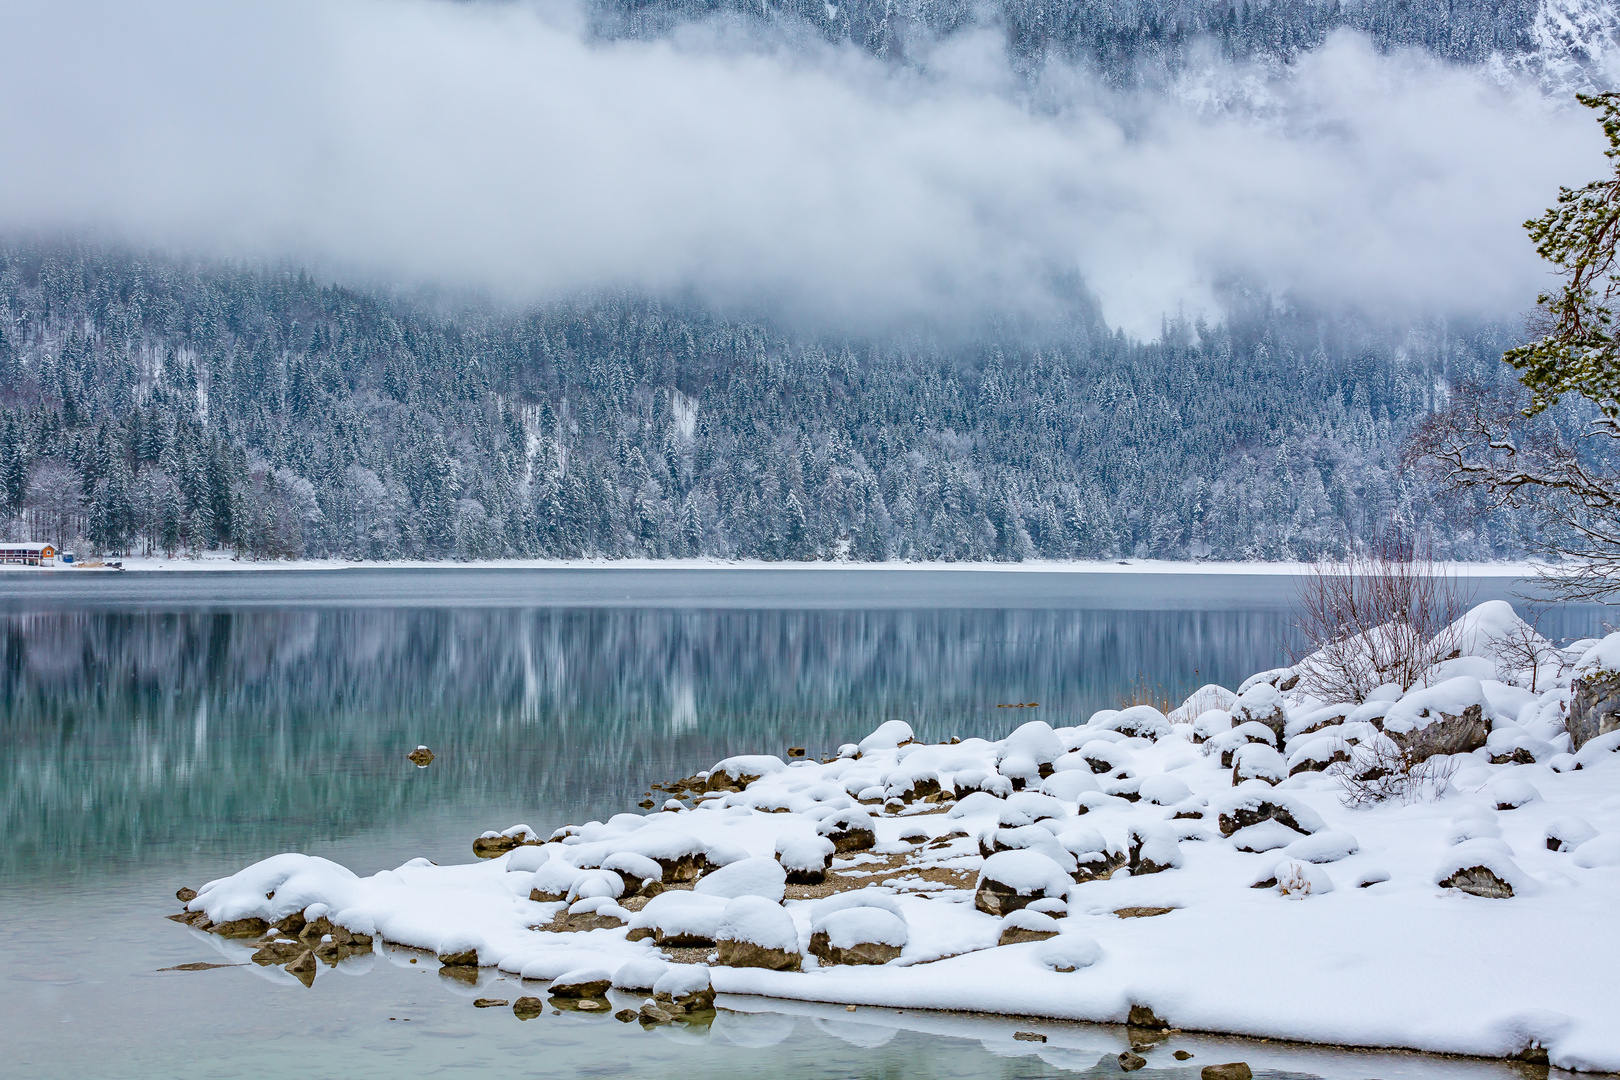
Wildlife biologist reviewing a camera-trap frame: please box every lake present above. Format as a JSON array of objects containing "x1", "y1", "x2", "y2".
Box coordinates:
[{"x1": 0, "y1": 568, "x2": 1605, "y2": 1079}]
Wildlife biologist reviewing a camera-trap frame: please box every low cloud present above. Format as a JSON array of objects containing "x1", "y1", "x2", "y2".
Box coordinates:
[{"x1": 0, "y1": 0, "x2": 1604, "y2": 336}]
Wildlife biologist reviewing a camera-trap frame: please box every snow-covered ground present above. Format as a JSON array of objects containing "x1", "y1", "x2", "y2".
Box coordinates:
[
  {"x1": 177, "y1": 600, "x2": 1620, "y2": 1071},
  {"x1": 12, "y1": 553, "x2": 1552, "y2": 576}
]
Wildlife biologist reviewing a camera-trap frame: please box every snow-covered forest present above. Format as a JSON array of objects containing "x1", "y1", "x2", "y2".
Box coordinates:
[{"x1": 0, "y1": 244, "x2": 1533, "y2": 562}]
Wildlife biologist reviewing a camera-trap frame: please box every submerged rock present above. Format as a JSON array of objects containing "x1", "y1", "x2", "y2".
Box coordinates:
[
  {"x1": 512, "y1": 996, "x2": 545, "y2": 1020},
  {"x1": 1202, "y1": 1064, "x2": 1252, "y2": 1080},
  {"x1": 209, "y1": 917, "x2": 269, "y2": 939},
  {"x1": 175, "y1": 886, "x2": 197, "y2": 903}
]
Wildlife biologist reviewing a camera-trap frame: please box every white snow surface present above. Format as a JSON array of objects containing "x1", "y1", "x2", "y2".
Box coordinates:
[{"x1": 188, "y1": 604, "x2": 1620, "y2": 1072}]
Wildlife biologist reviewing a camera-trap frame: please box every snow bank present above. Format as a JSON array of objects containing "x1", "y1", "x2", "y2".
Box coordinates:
[{"x1": 178, "y1": 601, "x2": 1620, "y2": 1072}]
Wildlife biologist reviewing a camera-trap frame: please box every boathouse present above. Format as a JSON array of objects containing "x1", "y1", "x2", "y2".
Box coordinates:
[{"x1": 0, "y1": 542, "x2": 56, "y2": 566}]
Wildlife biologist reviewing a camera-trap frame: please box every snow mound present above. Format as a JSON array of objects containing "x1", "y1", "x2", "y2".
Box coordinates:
[
  {"x1": 694, "y1": 856, "x2": 787, "y2": 902},
  {"x1": 1283, "y1": 829, "x2": 1359, "y2": 864},
  {"x1": 612, "y1": 958, "x2": 670, "y2": 991},
  {"x1": 858, "y1": 720, "x2": 915, "y2": 753},
  {"x1": 1573, "y1": 835, "x2": 1620, "y2": 869},
  {"x1": 1547, "y1": 816, "x2": 1598, "y2": 853},
  {"x1": 1037, "y1": 934, "x2": 1102, "y2": 972}
]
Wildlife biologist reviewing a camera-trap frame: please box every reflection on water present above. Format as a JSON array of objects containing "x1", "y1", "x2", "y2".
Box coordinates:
[{"x1": 3, "y1": 604, "x2": 1308, "y2": 874}]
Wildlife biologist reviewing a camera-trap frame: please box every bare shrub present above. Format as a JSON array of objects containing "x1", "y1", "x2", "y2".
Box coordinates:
[
  {"x1": 1330, "y1": 734, "x2": 1458, "y2": 807},
  {"x1": 1290, "y1": 541, "x2": 1472, "y2": 704},
  {"x1": 1487, "y1": 612, "x2": 1564, "y2": 693}
]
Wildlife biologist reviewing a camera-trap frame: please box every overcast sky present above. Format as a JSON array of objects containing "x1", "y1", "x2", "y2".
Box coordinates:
[{"x1": 0, "y1": 0, "x2": 1605, "y2": 336}]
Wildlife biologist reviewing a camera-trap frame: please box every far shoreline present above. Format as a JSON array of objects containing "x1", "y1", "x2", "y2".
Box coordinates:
[{"x1": 0, "y1": 554, "x2": 1557, "y2": 578}]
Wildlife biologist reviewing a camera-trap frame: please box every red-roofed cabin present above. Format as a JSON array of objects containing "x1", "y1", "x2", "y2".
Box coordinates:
[{"x1": 0, "y1": 543, "x2": 56, "y2": 566}]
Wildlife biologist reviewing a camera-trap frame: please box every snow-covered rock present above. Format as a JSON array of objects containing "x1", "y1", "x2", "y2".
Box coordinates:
[
  {"x1": 975, "y1": 850, "x2": 1072, "y2": 916},
  {"x1": 716, "y1": 896, "x2": 801, "y2": 970},
  {"x1": 694, "y1": 856, "x2": 787, "y2": 902},
  {"x1": 809, "y1": 906, "x2": 908, "y2": 965}
]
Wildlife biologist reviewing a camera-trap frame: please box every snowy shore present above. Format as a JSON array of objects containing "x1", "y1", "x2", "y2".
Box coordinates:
[
  {"x1": 16, "y1": 553, "x2": 1553, "y2": 576},
  {"x1": 174, "y1": 600, "x2": 1620, "y2": 1072}
]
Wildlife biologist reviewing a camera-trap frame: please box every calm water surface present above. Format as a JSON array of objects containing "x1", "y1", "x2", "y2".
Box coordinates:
[{"x1": 0, "y1": 569, "x2": 1605, "y2": 1079}]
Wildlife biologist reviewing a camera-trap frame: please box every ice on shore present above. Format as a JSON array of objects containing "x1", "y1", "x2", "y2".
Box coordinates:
[{"x1": 181, "y1": 601, "x2": 1620, "y2": 1072}]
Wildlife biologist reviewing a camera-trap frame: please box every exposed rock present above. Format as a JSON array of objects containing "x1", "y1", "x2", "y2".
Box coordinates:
[
  {"x1": 209, "y1": 917, "x2": 269, "y2": 939},
  {"x1": 250, "y1": 939, "x2": 308, "y2": 966},
  {"x1": 156, "y1": 961, "x2": 240, "y2": 972},
  {"x1": 473, "y1": 834, "x2": 525, "y2": 859},
  {"x1": 1072, "y1": 848, "x2": 1127, "y2": 884},
  {"x1": 1438, "y1": 865, "x2": 1515, "y2": 898},
  {"x1": 715, "y1": 938, "x2": 802, "y2": 971},
  {"x1": 473, "y1": 998, "x2": 509, "y2": 1008},
  {"x1": 166, "y1": 910, "x2": 211, "y2": 929},
  {"x1": 175, "y1": 887, "x2": 197, "y2": 903},
  {"x1": 1127, "y1": 1004, "x2": 1169, "y2": 1029},
  {"x1": 407, "y1": 746, "x2": 434, "y2": 767},
  {"x1": 1202, "y1": 1064, "x2": 1253, "y2": 1080},
  {"x1": 809, "y1": 932, "x2": 903, "y2": 966},
  {"x1": 655, "y1": 984, "x2": 716, "y2": 1015},
  {"x1": 1568, "y1": 672, "x2": 1620, "y2": 752},
  {"x1": 1119, "y1": 1052, "x2": 1147, "y2": 1071},
  {"x1": 276, "y1": 911, "x2": 307, "y2": 937},
  {"x1": 1013, "y1": 1031, "x2": 1048, "y2": 1042},
  {"x1": 1175, "y1": 1051, "x2": 1194, "y2": 1060},
  {"x1": 997, "y1": 923, "x2": 1059, "y2": 946},
  {"x1": 1390, "y1": 703, "x2": 1490, "y2": 763},
  {"x1": 1114, "y1": 907, "x2": 1175, "y2": 919},
  {"x1": 974, "y1": 876, "x2": 1052, "y2": 917},
  {"x1": 615, "y1": 1008, "x2": 639, "y2": 1022},
  {"x1": 549, "y1": 974, "x2": 613, "y2": 997},
  {"x1": 1217, "y1": 800, "x2": 1314, "y2": 838},
  {"x1": 650, "y1": 851, "x2": 707, "y2": 885},
  {"x1": 787, "y1": 746, "x2": 807, "y2": 758},
  {"x1": 512, "y1": 996, "x2": 545, "y2": 1020},
  {"x1": 817, "y1": 810, "x2": 877, "y2": 854},
  {"x1": 438, "y1": 948, "x2": 479, "y2": 967},
  {"x1": 1233, "y1": 684, "x2": 1287, "y2": 748},
  {"x1": 640, "y1": 1002, "x2": 675, "y2": 1024},
  {"x1": 284, "y1": 949, "x2": 317, "y2": 987}
]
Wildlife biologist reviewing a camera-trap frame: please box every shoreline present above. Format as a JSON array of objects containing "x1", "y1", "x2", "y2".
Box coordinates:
[{"x1": 3, "y1": 554, "x2": 1557, "y2": 577}]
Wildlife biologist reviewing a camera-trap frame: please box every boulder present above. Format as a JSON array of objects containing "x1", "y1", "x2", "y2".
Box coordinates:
[
  {"x1": 209, "y1": 917, "x2": 270, "y2": 939},
  {"x1": 714, "y1": 896, "x2": 802, "y2": 971},
  {"x1": 776, "y1": 834, "x2": 836, "y2": 885},
  {"x1": 1215, "y1": 785, "x2": 1324, "y2": 837},
  {"x1": 1127, "y1": 1004, "x2": 1169, "y2": 1029},
  {"x1": 652, "y1": 965, "x2": 716, "y2": 1013},
  {"x1": 705, "y1": 755, "x2": 786, "y2": 792},
  {"x1": 1232, "y1": 683, "x2": 1287, "y2": 747},
  {"x1": 1568, "y1": 671, "x2": 1620, "y2": 752},
  {"x1": 1438, "y1": 865, "x2": 1515, "y2": 898},
  {"x1": 816, "y1": 809, "x2": 877, "y2": 854},
  {"x1": 1383, "y1": 678, "x2": 1492, "y2": 762},
  {"x1": 549, "y1": 967, "x2": 615, "y2": 998},
  {"x1": 1119, "y1": 1052, "x2": 1147, "y2": 1071},
  {"x1": 250, "y1": 939, "x2": 307, "y2": 966},
  {"x1": 974, "y1": 850, "x2": 1072, "y2": 917},
  {"x1": 1202, "y1": 1065, "x2": 1253, "y2": 1080},
  {"x1": 809, "y1": 906, "x2": 908, "y2": 965},
  {"x1": 438, "y1": 948, "x2": 479, "y2": 967},
  {"x1": 1231, "y1": 743, "x2": 1287, "y2": 786},
  {"x1": 997, "y1": 909, "x2": 1060, "y2": 946}
]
